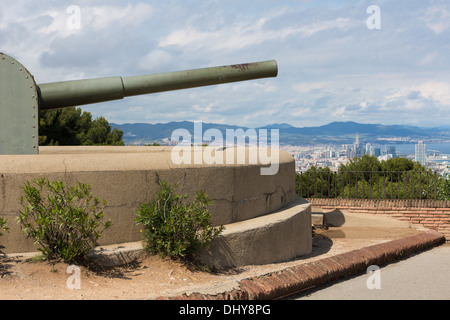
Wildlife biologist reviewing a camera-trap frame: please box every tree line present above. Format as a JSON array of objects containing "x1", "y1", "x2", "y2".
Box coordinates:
[
  {"x1": 39, "y1": 107, "x2": 124, "y2": 146},
  {"x1": 296, "y1": 155, "x2": 450, "y2": 201}
]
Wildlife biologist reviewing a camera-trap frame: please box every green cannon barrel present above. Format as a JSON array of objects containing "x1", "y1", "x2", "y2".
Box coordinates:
[{"x1": 38, "y1": 60, "x2": 278, "y2": 110}]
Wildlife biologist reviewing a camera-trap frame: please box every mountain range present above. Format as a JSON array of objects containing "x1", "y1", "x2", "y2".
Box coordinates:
[{"x1": 110, "y1": 121, "x2": 450, "y2": 146}]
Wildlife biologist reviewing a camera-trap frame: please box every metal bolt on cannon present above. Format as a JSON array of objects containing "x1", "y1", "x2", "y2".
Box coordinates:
[{"x1": 0, "y1": 52, "x2": 278, "y2": 155}]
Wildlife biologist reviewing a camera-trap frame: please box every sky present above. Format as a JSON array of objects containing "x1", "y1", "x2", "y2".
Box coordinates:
[{"x1": 1, "y1": 0, "x2": 449, "y2": 128}]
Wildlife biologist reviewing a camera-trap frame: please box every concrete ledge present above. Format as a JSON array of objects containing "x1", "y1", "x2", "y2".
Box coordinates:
[
  {"x1": 89, "y1": 241, "x2": 144, "y2": 267},
  {"x1": 194, "y1": 197, "x2": 312, "y2": 268},
  {"x1": 311, "y1": 213, "x2": 324, "y2": 225},
  {"x1": 4, "y1": 242, "x2": 145, "y2": 267},
  {"x1": 158, "y1": 230, "x2": 445, "y2": 300}
]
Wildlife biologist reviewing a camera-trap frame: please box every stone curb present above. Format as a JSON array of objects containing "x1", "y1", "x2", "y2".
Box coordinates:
[{"x1": 156, "y1": 230, "x2": 445, "y2": 300}]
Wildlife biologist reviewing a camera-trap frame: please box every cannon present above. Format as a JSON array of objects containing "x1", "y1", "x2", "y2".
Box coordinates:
[{"x1": 0, "y1": 52, "x2": 277, "y2": 155}]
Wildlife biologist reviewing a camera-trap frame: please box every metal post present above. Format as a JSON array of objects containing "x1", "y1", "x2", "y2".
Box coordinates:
[
  {"x1": 434, "y1": 172, "x2": 438, "y2": 200},
  {"x1": 334, "y1": 172, "x2": 337, "y2": 198},
  {"x1": 404, "y1": 174, "x2": 407, "y2": 199},
  {"x1": 320, "y1": 172, "x2": 323, "y2": 198},
  {"x1": 327, "y1": 172, "x2": 331, "y2": 199},
  {"x1": 348, "y1": 172, "x2": 351, "y2": 199},
  {"x1": 306, "y1": 173, "x2": 310, "y2": 198},
  {"x1": 377, "y1": 172, "x2": 380, "y2": 200},
  {"x1": 362, "y1": 172, "x2": 365, "y2": 199},
  {"x1": 390, "y1": 172, "x2": 393, "y2": 199},
  {"x1": 419, "y1": 172, "x2": 422, "y2": 200}
]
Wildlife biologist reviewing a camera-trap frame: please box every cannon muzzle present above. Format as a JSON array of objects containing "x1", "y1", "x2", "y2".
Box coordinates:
[{"x1": 38, "y1": 60, "x2": 278, "y2": 110}]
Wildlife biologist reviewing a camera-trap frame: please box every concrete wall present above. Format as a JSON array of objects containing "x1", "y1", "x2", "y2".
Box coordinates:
[{"x1": 0, "y1": 146, "x2": 297, "y2": 253}]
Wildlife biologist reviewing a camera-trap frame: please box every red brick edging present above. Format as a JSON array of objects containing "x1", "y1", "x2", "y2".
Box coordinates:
[
  {"x1": 307, "y1": 198, "x2": 450, "y2": 241},
  {"x1": 157, "y1": 230, "x2": 445, "y2": 300}
]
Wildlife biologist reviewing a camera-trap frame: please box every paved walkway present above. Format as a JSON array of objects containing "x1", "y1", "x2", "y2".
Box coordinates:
[{"x1": 294, "y1": 244, "x2": 450, "y2": 300}]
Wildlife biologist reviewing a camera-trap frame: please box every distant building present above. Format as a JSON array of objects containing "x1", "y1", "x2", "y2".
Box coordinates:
[
  {"x1": 378, "y1": 153, "x2": 393, "y2": 161},
  {"x1": 365, "y1": 143, "x2": 378, "y2": 156},
  {"x1": 415, "y1": 141, "x2": 427, "y2": 166},
  {"x1": 353, "y1": 133, "x2": 363, "y2": 158},
  {"x1": 387, "y1": 146, "x2": 396, "y2": 158},
  {"x1": 365, "y1": 143, "x2": 372, "y2": 155},
  {"x1": 374, "y1": 148, "x2": 381, "y2": 157}
]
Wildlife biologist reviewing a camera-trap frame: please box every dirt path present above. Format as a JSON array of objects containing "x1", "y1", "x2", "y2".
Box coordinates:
[{"x1": 0, "y1": 226, "x2": 421, "y2": 300}]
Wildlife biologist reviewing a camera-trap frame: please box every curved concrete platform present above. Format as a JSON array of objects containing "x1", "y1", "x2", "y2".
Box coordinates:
[
  {"x1": 195, "y1": 197, "x2": 312, "y2": 267},
  {"x1": 0, "y1": 146, "x2": 305, "y2": 264}
]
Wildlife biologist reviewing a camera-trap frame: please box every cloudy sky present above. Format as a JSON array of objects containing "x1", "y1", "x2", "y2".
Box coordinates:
[{"x1": 1, "y1": 0, "x2": 449, "y2": 128}]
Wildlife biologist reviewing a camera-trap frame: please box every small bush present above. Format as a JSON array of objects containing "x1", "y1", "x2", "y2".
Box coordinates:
[
  {"x1": 17, "y1": 178, "x2": 112, "y2": 264},
  {"x1": 0, "y1": 217, "x2": 8, "y2": 237},
  {"x1": 135, "y1": 174, "x2": 224, "y2": 261}
]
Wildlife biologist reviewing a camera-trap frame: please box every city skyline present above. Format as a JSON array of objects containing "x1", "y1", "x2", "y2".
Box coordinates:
[
  {"x1": 1, "y1": 1, "x2": 449, "y2": 128},
  {"x1": 289, "y1": 138, "x2": 449, "y2": 177}
]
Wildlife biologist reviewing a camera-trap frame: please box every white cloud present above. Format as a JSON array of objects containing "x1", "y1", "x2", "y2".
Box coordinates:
[
  {"x1": 291, "y1": 81, "x2": 333, "y2": 93},
  {"x1": 417, "y1": 52, "x2": 438, "y2": 66},
  {"x1": 252, "y1": 81, "x2": 277, "y2": 93},
  {"x1": 414, "y1": 82, "x2": 450, "y2": 105},
  {"x1": 332, "y1": 106, "x2": 347, "y2": 117},
  {"x1": 298, "y1": 17, "x2": 352, "y2": 37},
  {"x1": 159, "y1": 16, "x2": 353, "y2": 52},
  {"x1": 387, "y1": 82, "x2": 450, "y2": 106},
  {"x1": 421, "y1": 4, "x2": 450, "y2": 34},
  {"x1": 137, "y1": 49, "x2": 175, "y2": 72},
  {"x1": 192, "y1": 102, "x2": 215, "y2": 113},
  {"x1": 88, "y1": 3, "x2": 155, "y2": 29}
]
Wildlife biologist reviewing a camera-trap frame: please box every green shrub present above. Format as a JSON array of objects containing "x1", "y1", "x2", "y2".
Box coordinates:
[
  {"x1": 0, "y1": 217, "x2": 8, "y2": 237},
  {"x1": 135, "y1": 175, "x2": 224, "y2": 261},
  {"x1": 17, "y1": 178, "x2": 112, "y2": 264}
]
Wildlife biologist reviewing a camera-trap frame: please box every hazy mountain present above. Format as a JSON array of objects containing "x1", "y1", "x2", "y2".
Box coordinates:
[
  {"x1": 260, "y1": 123, "x2": 295, "y2": 130},
  {"x1": 111, "y1": 121, "x2": 450, "y2": 145}
]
